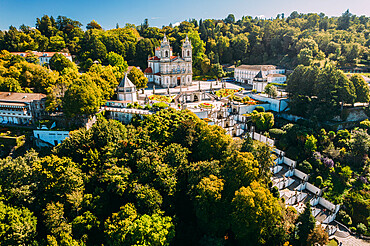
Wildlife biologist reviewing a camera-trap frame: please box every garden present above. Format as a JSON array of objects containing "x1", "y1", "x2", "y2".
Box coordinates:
[
  {"x1": 148, "y1": 94, "x2": 173, "y2": 103},
  {"x1": 215, "y1": 88, "x2": 239, "y2": 98},
  {"x1": 252, "y1": 118, "x2": 370, "y2": 237},
  {"x1": 198, "y1": 102, "x2": 214, "y2": 109}
]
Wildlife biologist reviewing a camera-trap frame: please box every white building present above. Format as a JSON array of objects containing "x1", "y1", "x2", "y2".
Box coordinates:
[
  {"x1": 10, "y1": 51, "x2": 73, "y2": 65},
  {"x1": 34, "y1": 130, "x2": 70, "y2": 146},
  {"x1": 144, "y1": 35, "x2": 192, "y2": 88},
  {"x1": 234, "y1": 65, "x2": 286, "y2": 85},
  {"x1": 117, "y1": 74, "x2": 137, "y2": 102},
  {"x1": 0, "y1": 92, "x2": 46, "y2": 125}
]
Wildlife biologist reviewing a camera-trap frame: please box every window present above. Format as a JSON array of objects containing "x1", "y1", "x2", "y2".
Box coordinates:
[
  {"x1": 187, "y1": 50, "x2": 190, "y2": 57},
  {"x1": 165, "y1": 51, "x2": 168, "y2": 57}
]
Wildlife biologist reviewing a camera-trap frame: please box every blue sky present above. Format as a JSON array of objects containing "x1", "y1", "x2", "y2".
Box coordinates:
[{"x1": 0, "y1": 0, "x2": 370, "y2": 30}]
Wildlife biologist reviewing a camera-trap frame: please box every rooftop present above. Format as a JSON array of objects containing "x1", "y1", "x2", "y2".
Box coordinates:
[
  {"x1": 10, "y1": 51, "x2": 71, "y2": 58},
  {"x1": 236, "y1": 65, "x2": 278, "y2": 71},
  {"x1": 0, "y1": 92, "x2": 46, "y2": 103}
]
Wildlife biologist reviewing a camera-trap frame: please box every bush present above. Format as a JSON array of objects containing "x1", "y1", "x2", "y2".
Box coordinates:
[
  {"x1": 152, "y1": 102, "x2": 168, "y2": 109},
  {"x1": 315, "y1": 176, "x2": 323, "y2": 186},
  {"x1": 255, "y1": 106, "x2": 265, "y2": 112},
  {"x1": 357, "y1": 223, "x2": 367, "y2": 235},
  {"x1": 360, "y1": 119, "x2": 370, "y2": 131},
  {"x1": 269, "y1": 128, "x2": 286, "y2": 139},
  {"x1": 338, "y1": 210, "x2": 352, "y2": 226},
  {"x1": 299, "y1": 160, "x2": 312, "y2": 173},
  {"x1": 271, "y1": 186, "x2": 279, "y2": 198}
]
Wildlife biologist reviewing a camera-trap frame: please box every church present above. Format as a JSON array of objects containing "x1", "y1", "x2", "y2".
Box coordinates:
[{"x1": 144, "y1": 34, "x2": 192, "y2": 87}]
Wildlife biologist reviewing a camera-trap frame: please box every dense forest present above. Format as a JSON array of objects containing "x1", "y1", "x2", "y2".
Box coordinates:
[
  {"x1": 1, "y1": 10, "x2": 370, "y2": 76},
  {"x1": 0, "y1": 110, "x2": 322, "y2": 245}
]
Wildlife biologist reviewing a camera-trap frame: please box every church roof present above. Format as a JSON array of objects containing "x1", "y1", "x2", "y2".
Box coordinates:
[
  {"x1": 118, "y1": 74, "x2": 135, "y2": 88},
  {"x1": 149, "y1": 56, "x2": 160, "y2": 61},
  {"x1": 144, "y1": 67, "x2": 153, "y2": 74},
  {"x1": 253, "y1": 70, "x2": 267, "y2": 82}
]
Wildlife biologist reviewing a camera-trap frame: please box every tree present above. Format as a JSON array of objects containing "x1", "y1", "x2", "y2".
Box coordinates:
[
  {"x1": 43, "y1": 202, "x2": 72, "y2": 240},
  {"x1": 62, "y1": 77, "x2": 103, "y2": 118},
  {"x1": 297, "y1": 48, "x2": 313, "y2": 66},
  {"x1": 225, "y1": 14, "x2": 236, "y2": 24},
  {"x1": 104, "y1": 203, "x2": 175, "y2": 246},
  {"x1": 296, "y1": 203, "x2": 316, "y2": 245},
  {"x1": 249, "y1": 110, "x2": 274, "y2": 131},
  {"x1": 86, "y1": 20, "x2": 102, "y2": 30},
  {"x1": 305, "y1": 135, "x2": 318, "y2": 153},
  {"x1": 231, "y1": 181, "x2": 283, "y2": 245},
  {"x1": 127, "y1": 66, "x2": 148, "y2": 89},
  {"x1": 107, "y1": 52, "x2": 128, "y2": 73},
  {"x1": 49, "y1": 35, "x2": 66, "y2": 51},
  {"x1": 265, "y1": 84, "x2": 278, "y2": 98},
  {"x1": 136, "y1": 38, "x2": 154, "y2": 68},
  {"x1": 350, "y1": 75, "x2": 370, "y2": 103},
  {"x1": 194, "y1": 175, "x2": 225, "y2": 234},
  {"x1": 307, "y1": 225, "x2": 329, "y2": 246},
  {"x1": 0, "y1": 77, "x2": 22, "y2": 92},
  {"x1": 49, "y1": 53, "x2": 75, "y2": 72}
]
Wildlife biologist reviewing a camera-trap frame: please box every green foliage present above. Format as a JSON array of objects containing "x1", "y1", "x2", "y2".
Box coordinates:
[
  {"x1": 104, "y1": 203, "x2": 175, "y2": 246},
  {"x1": 264, "y1": 84, "x2": 278, "y2": 98},
  {"x1": 49, "y1": 53, "x2": 75, "y2": 72},
  {"x1": 357, "y1": 223, "x2": 367, "y2": 235},
  {"x1": 127, "y1": 66, "x2": 148, "y2": 89},
  {"x1": 255, "y1": 106, "x2": 265, "y2": 112},
  {"x1": 0, "y1": 201, "x2": 37, "y2": 245},
  {"x1": 297, "y1": 203, "x2": 316, "y2": 245},
  {"x1": 360, "y1": 119, "x2": 370, "y2": 131},
  {"x1": 249, "y1": 110, "x2": 274, "y2": 131},
  {"x1": 107, "y1": 52, "x2": 128, "y2": 73},
  {"x1": 231, "y1": 181, "x2": 283, "y2": 245},
  {"x1": 350, "y1": 75, "x2": 370, "y2": 103},
  {"x1": 305, "y1": 135, "x2": 318, "y2": 153}
]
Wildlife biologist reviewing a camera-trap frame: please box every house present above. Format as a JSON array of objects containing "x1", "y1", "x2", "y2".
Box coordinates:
[
  {"x1": 0, "y1": 92, "x2": 46, "y2": 125},
  {"x1": 33, "y1": 130, "x2": 70, "y2": 146},
  {"x1": 234, "y1": 65, "x2": 285, "y2": 85},
  {"x1": 144, "y1": 35, "x2": 192, "y2": 88},
  {"x1": 10, "y1": 51, "x2": 73, "y2": 65}
]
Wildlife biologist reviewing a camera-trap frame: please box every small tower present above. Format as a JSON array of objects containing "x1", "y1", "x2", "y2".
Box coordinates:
[
  {"x1": 117, "y1": 74, "x2": 137, "y2": 102},
  {"x1": 182, "y1": 35, "x2": 192, "y2": 62},
  {"x1": 160, "y1": 34, "x2": 172, "y2": 61}
]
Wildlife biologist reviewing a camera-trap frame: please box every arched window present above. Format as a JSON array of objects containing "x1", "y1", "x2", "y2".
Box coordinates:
[
  {"x1": 165, "y1": 51, "x2": 168, "y2": 57},
  {"x1": 187, "y1": 50, "x2": 190, "y2": 57}
]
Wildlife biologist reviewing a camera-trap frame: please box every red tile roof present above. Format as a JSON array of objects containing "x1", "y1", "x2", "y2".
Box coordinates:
[
  {"x1": 153, "y1": 72, "x2": 161, "y2": 76},
  {"x1": 149, "y1": 56, "x2": 160, "y2": 61},
  {"x1": 144, "y1": 67, "x2": 153, "y2": 73},
  {"x1": 10, "y1": 51, "x2": 71, "y2": 58}
]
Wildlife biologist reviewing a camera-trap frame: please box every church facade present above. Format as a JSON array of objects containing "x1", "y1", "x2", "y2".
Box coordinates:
[{"x1": 144, "y1": 35, "x2": 192, "y2": 88}]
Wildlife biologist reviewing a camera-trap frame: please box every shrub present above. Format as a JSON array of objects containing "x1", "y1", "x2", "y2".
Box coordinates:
[
  {"x1": 152, "y1": 102, "x2": 168, "y2": 109},
  {"x1": 300, "y1": 160, "x2": 312, "y2": 173},
  {"x1": 360, "y1": 119, "x2": 370, "y2": 131},
  {"x1": 271, "y1": 186, "x2": 279, "y2": 198},
  {"x1": 255, "y1": 106, "x2": 265, "y2": 112},
  {"x1": 357, "y1": 223, "x2": 367, "y2": 235},
  {"x1": 315, "y1": 176, "x2": 323, "y2": 186},
  {"x1": 269, "y1": 128, "x2": 286, "y2": 139}
]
